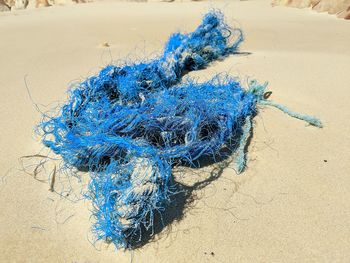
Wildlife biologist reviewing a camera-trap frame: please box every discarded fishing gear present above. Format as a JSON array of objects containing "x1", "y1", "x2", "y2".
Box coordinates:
[{"x1": 38, "y1": 11, "x2": 322, "y2": 249}]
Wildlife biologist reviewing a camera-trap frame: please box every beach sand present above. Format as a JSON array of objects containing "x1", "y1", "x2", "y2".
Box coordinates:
[{"x1": 0, "y1": 1, "x2": 350, "y2": 262}]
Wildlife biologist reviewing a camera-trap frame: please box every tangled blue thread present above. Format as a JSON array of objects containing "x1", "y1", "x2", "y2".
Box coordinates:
[{"x1": 39, "y1": 11, "x2": 321, "y2": 249}]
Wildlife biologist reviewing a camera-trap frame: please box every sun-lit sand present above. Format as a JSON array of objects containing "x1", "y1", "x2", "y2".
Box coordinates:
[{"x1": 1, "y1": 1, "x2": 350, "y2": 262}]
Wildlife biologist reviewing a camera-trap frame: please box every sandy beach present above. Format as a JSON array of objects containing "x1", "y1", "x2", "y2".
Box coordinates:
[{"x1": 1, "y1": 0, "x2": 350, "y2": 262}]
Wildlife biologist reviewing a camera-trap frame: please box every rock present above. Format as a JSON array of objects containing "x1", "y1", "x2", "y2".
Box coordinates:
[
  {"x1": 1, "y1": 0, "x2": 87, "y2": 10},
  {"x1": 4, "y1": 0, "x2": 14, "y2": 7},
  {"x1": 272, "y1": 0, "x2": 317, "y2": 8},
  {"x1": 0, "y1": 3, "x2": 10, "y2": 11},
  {"x1": 35, "y1": 0, "x2": 50, "y2": 7},
  {"x1": 0, "y1": 0, "x2": 10, "y2": 11},
  {"x1": 14, "y1": 0, "x2": 28, "y2": 9},
  {"x1": 310, "y1": 0, "x2": 321, "y2": 7},
  {"x1": 272, "y1": 0, "x2": 350, "y2": 19},
  {"x1": 290, "y1": 0, "x2": 312, "y2": 8},
  {"x1": 338, "y1": 6, "x2": 350, "y2": 18},
  {"x1": 313, "y1": 0, "x2": 350, "y2": 14}
]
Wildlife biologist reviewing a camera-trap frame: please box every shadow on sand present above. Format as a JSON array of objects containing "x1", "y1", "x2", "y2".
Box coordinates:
[{"x1": 125, "y1": 118, "x2": 255, "y2": 249}]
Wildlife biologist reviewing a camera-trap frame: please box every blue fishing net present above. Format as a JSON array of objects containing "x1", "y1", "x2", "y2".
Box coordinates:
[{"x1": 38, "y1": 11, "x2": 321, "y2": 249}]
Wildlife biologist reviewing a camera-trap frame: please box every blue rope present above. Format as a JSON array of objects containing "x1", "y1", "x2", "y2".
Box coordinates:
[
  {"x1": 38, "y1": 11, "x2": 322, "y2": 249},
  {"x1": 235, "y1": 116, "x2": 252, "y2": 173},
  {"x1": 260, "y1": 100, "x2": 323, "y2": 128}
]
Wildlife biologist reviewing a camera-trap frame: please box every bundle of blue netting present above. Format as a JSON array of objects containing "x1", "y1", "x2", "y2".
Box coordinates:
[{"x1": 39, "y1": 11, "x2": 322, "y2": 249}]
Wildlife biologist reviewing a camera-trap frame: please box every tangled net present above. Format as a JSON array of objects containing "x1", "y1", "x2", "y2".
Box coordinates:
[{"x1": 38, "y1": 11, "x2": 322, "y2": 249}]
